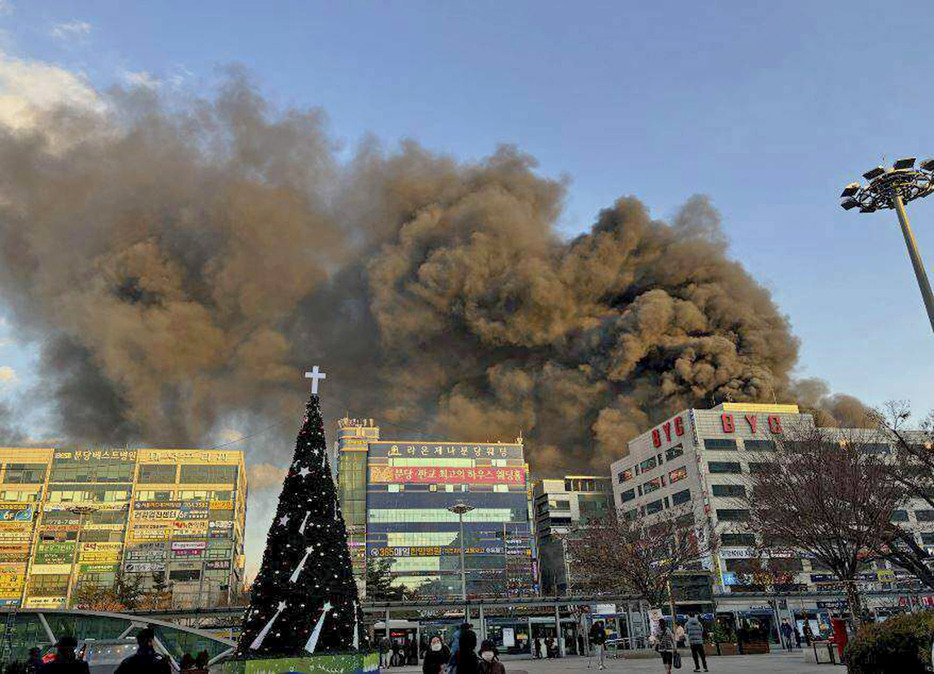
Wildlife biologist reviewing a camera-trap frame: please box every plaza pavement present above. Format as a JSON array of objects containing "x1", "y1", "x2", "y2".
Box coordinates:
[{"x1": 387, "y1": 650, "x2": 832, "y2": 673}]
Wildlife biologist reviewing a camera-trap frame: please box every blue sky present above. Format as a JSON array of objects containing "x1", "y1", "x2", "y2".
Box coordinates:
[{"x1": 0, "y1": 0, "x2": 932, "y2": 427}]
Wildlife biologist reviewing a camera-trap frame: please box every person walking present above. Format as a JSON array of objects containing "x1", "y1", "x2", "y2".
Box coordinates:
[
  {"x1": 114, "y1": 628, "x2": 171, "y2": 674},
  {"x1": 654, "y1": 618, "x2": 676, "y2": 674},
  {"x1": 40, "y1": 637, "x2": 89, "y2": 674},
  {"x1": 780, "y1": 619, "x2": 794, "y2": 651},
  {"x1": 379, "y1": 635, "x2": 392, "y2": 669},
  {"x1": 802, "y1": 621, "x2": 814, "y2": 646},
  {"x1": 478, "y1": 641, "x2": 505, "y2": 674},
  {"x1": 675, "y1": 621, "x2": 687, "y2": 648},
  {"x1": 684, "y1": 613, "x2": 708, "y2": 673},
  {"x1": 588, "y1": 620, "x2": 608, "y2": 670},
  {"x1": 25, "y1": 648, "x2": 42, "y2": 674},
  {"x1": 455, "y1": 624, "x2": 479, "y2": 674},
  {"x1": 423, "y1": 636, "x2": 450, "y2": 674}
]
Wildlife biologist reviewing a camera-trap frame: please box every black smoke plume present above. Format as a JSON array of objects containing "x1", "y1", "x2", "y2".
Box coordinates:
[{"x1": 0, "y1": 73, "x2": 809, "y2": 477}]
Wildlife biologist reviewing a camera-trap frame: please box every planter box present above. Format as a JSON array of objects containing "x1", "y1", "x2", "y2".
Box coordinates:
[
  {"x1": 740, "y1": 642, "x2": 770, "y2": 655},
  {"x1": 715, "y1": 643, "x2": 739, "y2": 656},
  {"x1": 217, "y1": 652, "x2": 379, "y2": 674},
  {"x1": 703, "y1": 643, "x2": 718, "y2": 656}
]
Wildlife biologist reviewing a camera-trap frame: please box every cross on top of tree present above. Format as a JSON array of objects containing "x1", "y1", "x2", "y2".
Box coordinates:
[{"x1": 305, "y1": 366, "x2": 326, "y2": 395}]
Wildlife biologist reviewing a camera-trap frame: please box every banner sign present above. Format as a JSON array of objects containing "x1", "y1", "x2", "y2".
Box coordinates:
[
  {"x1": 130, "y1": 525, "x2": 170, "y2": 541},
  {"x1": 367, "y1": 442, "x2": 523, "y2": 460},
  {"x1": 135, "y1": 501, "x2": 182, "y2": 510},
  {"x1": 0, "y1": 504, "x2": 34, "y2": 522},
  {"x1": 172, "y1": 548, "x2": 204, "y2": 558},
  {"x1": 173, "y1": 521, "x2": 208, "y2": 534},
  {"x1": 137, "y1": 449, "x2": 239, "y2": 463},
  {"x1": 34, "y1": 542, "x2": 75, "y2": 565},
  {"x1": 125, "y1": 562, "x2": 165, "y2": 573},
  {"x1": 79, "y1": 564, "x2": 118, "y2": 574},
  {"x1": 54, "y1": 450, "x2": 137, "y2": 462},
  {"x1": 210, "y1": 500, "x2": 233, "y2": 510},
  {"x1": 79, "y1": 542, "x2": 122, "y2": 562},
  {"x1": 209, "y1": 520, "x2": 233, "y2": 530},
  {"x1": 133, "y1": 510, "x2": 178, "y2": 521},
  {"x1": 171, "y1": 541, "x2": 207, "y2": 551},
  {"x1": 24, "y1": 597, "x2": 66, "y2": 608},
  {"x1": 205, "y1": 559, "x2": 230, "y2": 570},
  {"x1": 369, "y1": 466, "x2": 525, "y2": 485},
  {"x1": 370, "y1": 546, "x2": 505, "y2": 558}
]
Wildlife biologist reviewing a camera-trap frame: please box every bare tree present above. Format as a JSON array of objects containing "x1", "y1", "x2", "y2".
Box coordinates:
[
  {"x1": 871, "y1": 401, "x2": 934, "y2": 589},
  {"x1": 741, "y1": 425, "x2": 906, "y2": 629},
  {"x1": 566, "y1": 503, "x2": 716, "y2": 608}
]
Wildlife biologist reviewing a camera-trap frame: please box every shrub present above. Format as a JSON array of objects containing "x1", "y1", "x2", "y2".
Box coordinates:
[{"x1": 845, "y1": 611, "x2": 934, "y2": 674}]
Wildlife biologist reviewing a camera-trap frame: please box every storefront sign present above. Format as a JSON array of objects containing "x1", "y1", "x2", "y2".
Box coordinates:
[
  {"x1": 34, "y1": 542, "x2": 75, "y2": 565},
  {"x1": 0, "y1": 504, "x2": 34, "y2": 522},
  {"x1": 368, "y1": 442, "x2": 523, "y2": 460},
  {"x1": 24, "y1": 597, "x2": 65, "y2": 608},
  {"x1": 125, "y1": 562, "x2": 165, "y2": 573},
  {"x1": 53, "y1": 450, "x2": 137, "y2": 462},
  {"x1": 137, "y1": 449, "x2": 239, "y2": 463},
  {"x1": 370, "y1": 545, "x2": 506, "y2": 558},
  {"x1": 172, "y1": 521, "x2": 208, "y2": 534},
  {"x1": 79, "y1": 542, "x2": 122, "y2": 562},
  {"x1": 205, "y1": 559, "x2": 230, "y2": 570},
  {"x1": 172, "y1": 548, "x2": 204, "y2": 558},
  {"x1": 171, "y1": 541, "x2": 207, "y2": 551},
  {"x1": 79, "y1": 564, "x2": 118, "y2": 574},
  {"x1": 369, "y1": 466, "x2": 525, "y2": 485},
  {"x1": 130, "y1": 525, "x2": 171, "y2": 541}
]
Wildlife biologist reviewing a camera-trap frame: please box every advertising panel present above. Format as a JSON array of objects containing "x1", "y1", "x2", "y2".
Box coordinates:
[
  {"x1": 125, "y1": 544, "x2": 166, "y2": 561},
  {"x1": 178, "y1": 503, "x2": 208, "y2": 520},
  {"x1": 132, "y1": 510, "x2": 178, "y2": 521},
  {"x1": 369, "y1": 466, "x2": 525, "y2": 485},
  {"x1": 210, "y1": 500, "x2": 233, "y2": 510},
  {"x1": 34, "y1": 541, "x2": 75, "y2": 565},
  {"x1": 79, "y1": 542, "x2": 122, "y2": 563},
  {"x1": 0, "y1": 504, "x2": 35, "y2": 522},
  {"x1": 53, "y1": 450, "x2": 137, "y2": 462},
  {"x1": 0, "y1": 564, "x2": 25, "y2": 599},
  {"x1": 205, "y1": 559, "x2": 230, "y2": 570},
  {"x1": 124, "y1": 562, "x2": 165, "y2": 573},
  {"x1": 370, "y1": 546, "x2": 506, "y2": 558},
  {"x1": 24, "y1": 597, "x2": 66, "y2": 608},
  {"x1": 208, "y1": 520, "x2": 233, "y2": 530},
  {"x1": 172, "y1": 521, "x2": 208, "y2": 535},
  {"x1": 171, "y1": 541, "x2": 207, "y2": 551},
  {"x1": 0, "y1": 545, "x2": 28, "y2": 563},
  {"x1": 137, "y1": 450, "x2": 239, "y2": 463},
  {"x1": 129, "y1": 525, "x2": 171, "y2": 542},
  {"x1": 79, "y1": 564, "x2": 118, "y2": 574},
  {"x1": 0, "y1": 527, "x2": 33, "y2": 542},
  {"x1": 134, "y1": 501, "x2": 182, "y2": 510},
  {"x1": 172, "y1": 548, "x2": 204, "y2": 558},
  {"x1": 29, "y1": 564, "x2": 73, "y2": 575},
  {"x1": 367, "y1": 442, "x2": 523, "y2": 460}
]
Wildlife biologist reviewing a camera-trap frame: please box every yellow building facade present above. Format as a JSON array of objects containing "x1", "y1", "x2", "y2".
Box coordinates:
[{"x1": 0, "y1": 448, "x2": 246, "y2": 609}]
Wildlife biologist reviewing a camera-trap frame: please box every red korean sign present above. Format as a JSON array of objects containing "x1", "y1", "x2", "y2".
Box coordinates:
[{"x1": 369, "y1": 465, "x2": 525, "y2": 485}]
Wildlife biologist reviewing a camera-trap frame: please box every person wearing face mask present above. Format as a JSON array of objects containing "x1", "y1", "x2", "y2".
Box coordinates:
[
  {"x1": 478, "y1": 641, "x2": 505, "y2": 674},
  {"x1": 423, "y1": 635, "x2": 451, "y2": 674}
]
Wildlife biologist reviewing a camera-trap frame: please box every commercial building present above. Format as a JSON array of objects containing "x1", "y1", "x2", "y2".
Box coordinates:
[
  {"x1": 334, "y1": 420, "x2": 536, "y2": 599},
  {"x1": 532, "y1": 476, "x2": 611, "y2": 594},
  {"x1": 609, "y1": 402, "x2": 931, "y2": 600},
  {"x1": 0, "y1": 448, "x2": 246, "y2": 609}
]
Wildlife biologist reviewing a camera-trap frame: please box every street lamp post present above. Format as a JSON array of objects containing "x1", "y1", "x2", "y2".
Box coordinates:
[
  {"x1": 841, "y1": 157, "x2": 934, "y2": 333},
  {"x1": 447, "y1": 502, "x2": 474, "y2": 617}
]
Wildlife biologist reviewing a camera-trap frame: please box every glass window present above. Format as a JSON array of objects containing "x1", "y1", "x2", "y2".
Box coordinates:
[
  {"x1": 716, "y1": 509, "x2": 750, "y2": 521},
  {"x1": 645, "y1": 499, "x2": 664, "y2": 515},
  {"x1": 671, "y1": 489, "x2": 691, "y2": 506},
  {"x1": 921, "y1": 533, "x2": 934, "y2": 545},
  {"x1": 642, "y1": 477, "x2": 663, "y2": 495},
  {"x1": 747, "y1": 462, "x2": 770, "y2": 474},
  {"x1": 891, "y1": 510, "x2": 909, "y2": 522},
  {"x1": 138, "y1": 465, "x2": 177, "y2": 484},
  {"x1": 915, "y1": 510, "x2": 934, "y2": 522},
  {"x1": 707, "y1": 462, "x2": 741, "y2": 474},
  {"x1": 744, "y1": 440, "x2": 775, "y2": 452},
  {"x1": 668, "y1": 467, "x2": 687, "y2": 484},
  {"x1": 179, "y1": 465, "x2": 238, "y2": 484},
  {"x1": 639, "y1": 457, "x2": 657, "y2": 472},
  {"x1": 860, "y1": 443, "x2": 891, "y2": 455},
  {"x1": 665, "y1": 445, "x2": 684, "y2": 462},
  {"x1": 721, "y1": 533, "x2": 756, "y2": 546},
  {"x1": 552, "y1": 500, "x2": 571, "y2": 510},
  {"x1": 618, "y1": 469, "x2": 633, "y2": 484},
  {"x1": 620, "y1": 489, "x2": 635, "y2": 503},
  {"x1": 712, "y1": 484, "x2": 746, "y2": 498},
  {"x1": 3, "y1": 463, "x2": 47, "y2": 484},
  {"x1": 704, "y1": 439, "x2": 737, "y2": 451}
]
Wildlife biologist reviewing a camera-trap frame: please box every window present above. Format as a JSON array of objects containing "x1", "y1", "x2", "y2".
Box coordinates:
[
  {"x1": 921, "y1": 533, "x2": 934, "y2": 545},
  {"x1": 138, "y1": 465, "x2": 177, "y2": 484},
  {"x1": 725, "y1": 558, "x2": 759, "y2": 574},
  {"x1": 668, "y1": 467, "x2": 687, "y2": 484},
  {"x1": 671, "y1": 489, "x2": 691, "y2": 506},
  {"x1": 860, "y1": 443, "x2": 891, "y2": 455},
  {"x1": 617, "y1": 469, "x2": 633, "y2": 484},
  {"x1": 716, "y1": 509, "x2": 750, "y2": 522},
  {"x1": 3, "y1": 463, "x2": 47, "y2": 484},
  {"x1": 747, "y1": 462, "x2": 770, "y2": 474},
  {"x1": 721, "y1": 533, "x2": 756, "y2": 547},
  {"x1": 665, "y1": 444, "x2": 684, "y2": 462},
  {"x1": 705, "y1": 439, "x2": 737, "y2": 451},
  {"x1": 744, "y1": 440, "x2": 775, "y2": 452},
  {"x1": 707, "y1": 462, "x2": 741, "y2": 474},
  {"x1": 28, "y1": 574, "x2": 70, "y2": 596},
  {"x1": 915, "y1": 510, "x2": 934, "y2": 522},
  {"x1": 891, "y1": 510, "x2": 909, "y2": 522},
  {"x1": 169, "y1": 569, "x2": 200, "y2": 582},
  {"x1": 620, "y1": 489, "x2": 635, "y2": 503},
  {"x1": 642, "y1": 477, "x2": 663, "y2": 495},
  {"x1": 646, "y1": 499, "x2": 664, "y2": 515},
  {"x1": 639, "y1": 457, "x2": 657, "y2": 472},
  {"x1": 552, "y1": 500, "x2": 571, "y2": 510},
  {"x1": 179, "y1": 465, "x2": 238, "y2": 484},
  {"x1": 712, "y1": 484, "x2": 746, "y2": 498}
]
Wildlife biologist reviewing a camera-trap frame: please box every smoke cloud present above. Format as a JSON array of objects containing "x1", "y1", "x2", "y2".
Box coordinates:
[{"x1": 0, "y1": 63, "x2": 813, "y2": 481}]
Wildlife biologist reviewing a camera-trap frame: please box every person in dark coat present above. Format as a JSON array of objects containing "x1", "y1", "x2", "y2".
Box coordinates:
[
  {"x1": 478, "y1": 640, "x2": 505, "y2": 674},
  {"x1": 114, "y1": 628, "x2": 171, "y2": 674},
  {"x1": 423, "y1": 636, "x2": 450, "y2": 674},
  {"x1": 455, "y1": 624, "x2": 479, "y2": 674},
  {"x1": 25, "y1": 648, "x2": 42, "y2": 674},
  {"x1": 39, "y1": 637, "x2": 89, "y2": 674}
]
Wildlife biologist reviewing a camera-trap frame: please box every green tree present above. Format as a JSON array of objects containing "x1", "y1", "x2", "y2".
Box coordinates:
[{"x1": 365, "y1": 559, "x2": 406, "y2": 601}]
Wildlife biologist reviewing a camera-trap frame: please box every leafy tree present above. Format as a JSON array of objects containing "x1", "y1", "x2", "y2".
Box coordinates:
[
  {"x1": 138, "y1": 570, "x2": 172, "y2": 610},
  {"x1": 365, "y1": 559, "x2": 406, "y2": 601}
]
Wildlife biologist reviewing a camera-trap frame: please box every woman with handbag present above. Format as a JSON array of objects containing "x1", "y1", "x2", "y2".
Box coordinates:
[{"x1": 655, "y1": 619, "x2": 681, "y2": 672}]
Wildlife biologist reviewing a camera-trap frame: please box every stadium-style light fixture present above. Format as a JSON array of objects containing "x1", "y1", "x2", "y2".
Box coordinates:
[{"x1": 840, "y1": 156, "x2": 934, "y2": 333}]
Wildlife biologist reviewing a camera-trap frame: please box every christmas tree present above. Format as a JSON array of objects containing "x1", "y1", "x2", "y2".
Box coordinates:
[{"x1": 236, "y1": 377, "x2": 366, "y2": 657}]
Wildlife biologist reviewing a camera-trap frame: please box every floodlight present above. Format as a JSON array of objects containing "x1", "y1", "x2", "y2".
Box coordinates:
[
  {"x1": 893, "y1": 157, "x2": 916, "y2": 170},
  {"x1": 858, "y1": 205, "x2": 876, "y2": 213},
  {"x1": 920, "y1": 158, "x2": 934, "y2": 172},
  {"x1": 863, "y1": 166, "x2": 887, "y2": 180},
  {"x1": 841, "y1": 198, "x2": 860, "y2": 210},
  {"x1": 840, "y1": 183, "x2": 861, "y2": 198}
]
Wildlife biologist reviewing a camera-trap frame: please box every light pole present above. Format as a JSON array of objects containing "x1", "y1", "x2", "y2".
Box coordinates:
[
  {"x1": 447, "y1": 502, "x2": 474, "y2": 616},
  {"x1": 841, "y1": 157, "x2": 934, "y2": 333}
]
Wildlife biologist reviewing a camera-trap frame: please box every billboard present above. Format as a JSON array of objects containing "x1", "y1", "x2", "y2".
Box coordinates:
[
  {"x1": 0, "y1": 504, "x2": 34, "y2": 522},
  {"x1": 125, "y1": 562, "x2": 165, "y2": 573},
  {"x1": 369, "y1": 466, "x2": 525, "y2": 485},
  {"x1": 370, "y1": 546, "x2": 506, "y2": 558},
  {"x1": 367, "y1": 442, "x2": 523, "y2": 460},
  {"x1": 130, "y1": 524, "x2": 171, "y2": 541},
  {"x1": 53, "y1": 449, "x2": 137, "y2": 462},
  {"x1": 34, "y1": 541, "x2": 75, "y2": 565},
  {"x1": 79, "y1": 542, "x2": 121, "y2": 563},
  {"x1": 205, "y1": 559, "x2": 230, "y2": 570}
]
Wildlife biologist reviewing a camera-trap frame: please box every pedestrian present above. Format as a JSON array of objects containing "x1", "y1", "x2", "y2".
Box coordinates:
[
  {"x1": 545, "y1": 637, "x2": 555, "y2": 658},
  {"x1": 794, "y1": 624, "x2": 802, "y2": 649},
  {"x1": 448, "y1": 623, "x2": 468, "y2": 674},
  {"x1": 409, "y1": 637, "x2": 419, "y2": 665},
  {"x1": 114, "y1": 628, "x2": 171, "y2": 674},
  {"x1": 455, "y1": 624, "x2": 479, "y2": 674},
  {"x1": 588, "y1": 620, "x2": 607, "y2": 670},
  {"x1": 25, "y1": 648, "x2": 42, "y2": 674},
  {"x1": 39, "y1": 636, "x2": 88, "y2": 674},
  {"x1": 392, "y1": 641, "x2": 402, "y2": 667},
  {"x1": 780, "y1": 619, "x2": 794, "y2": 651},
  {"x1": 802, "y1": 621, "x2": 814, "y2": 646},
  {"x1": 684, "y1": 613, "x2": 708, "y2": 673},
  {"x1": 478, "y1": 641, "x2": 505, "y2": 674},
  {"x1": 193, "y1": 651, "x2": 209, "y2": 674},
  {"x1": 379, "y1": 634, "x2": 392, "y2": 669},
  {"x1": 423, "y1": 636, "x2": 450, "y2": 674},
  {"x1": 179, "y1": 654, "x2": 195, "y2": 671},
  {"x1": 675, "y1": 621, "x2": 686, "y2": 648},
  {"x1": 654, "y1": 618, "x2": 676, "y2": 674}
]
